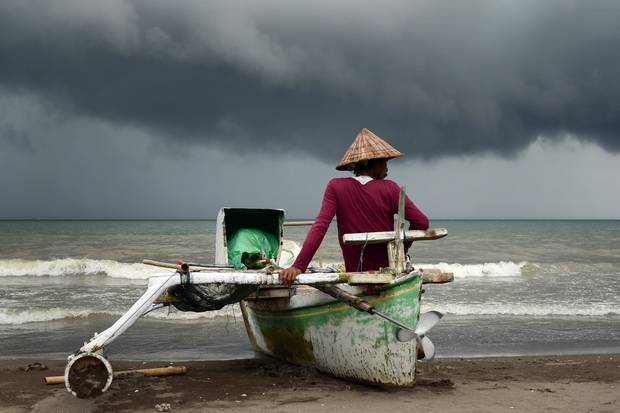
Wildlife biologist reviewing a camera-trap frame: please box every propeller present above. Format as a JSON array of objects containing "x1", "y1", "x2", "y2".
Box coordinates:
[
  {"x1": 395, "y1": 310, "x2": 443, "y2": 361},
  {"x1": 416, "y1": 310, "x2": 443, "y2": 336},
  {"x1": 419, "y1": 336, "x2": 436, "y2": 361}
]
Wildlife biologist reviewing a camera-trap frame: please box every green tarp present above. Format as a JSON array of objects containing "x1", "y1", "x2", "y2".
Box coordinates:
[{"x1": 227, "y1": 228, "x2": 279, "y2": 270}]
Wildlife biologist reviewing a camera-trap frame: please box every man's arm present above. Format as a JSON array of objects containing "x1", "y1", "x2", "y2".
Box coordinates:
[
  {"x1": 405, "y1": 194, "x2": 429, "y2": 230},
  {"x1": 279, "y1": 181, "x2": 337, "y2": 284}
]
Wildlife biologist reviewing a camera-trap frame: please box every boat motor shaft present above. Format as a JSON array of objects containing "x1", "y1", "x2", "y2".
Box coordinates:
[{"x1": 315, "y1": 285, "x2": 413, "y2": 332}]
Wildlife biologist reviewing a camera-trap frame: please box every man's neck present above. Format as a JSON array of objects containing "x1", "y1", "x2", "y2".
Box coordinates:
[{"x1": 353, "y1": 175, "x2": 374, "y2": 185}]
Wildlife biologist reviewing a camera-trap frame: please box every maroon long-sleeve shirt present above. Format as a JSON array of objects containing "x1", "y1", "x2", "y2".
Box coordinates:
[{"x1": 292, "y1": 177, "x2": 429, "y2": 272}]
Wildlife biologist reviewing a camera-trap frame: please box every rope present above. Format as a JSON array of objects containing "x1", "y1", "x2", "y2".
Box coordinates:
[
  {"x1": 356, "y1": 232, "x2": 369, "y2": 272},
  {"x1": 179, "y1": 270, "x2": 191, "y2": 287},
  {"x1": 402, "y1": 228, "x2": 414, "y2": 270}
]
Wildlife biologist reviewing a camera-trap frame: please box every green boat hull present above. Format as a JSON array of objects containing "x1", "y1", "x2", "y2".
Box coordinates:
[{"x1": 241, "y1": 274, "x2": 422, "y2": 386}]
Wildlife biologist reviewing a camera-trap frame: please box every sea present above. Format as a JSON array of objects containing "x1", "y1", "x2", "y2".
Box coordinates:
[{"x1": 0, "y1": 220, "x2": 618, "y2": 361}]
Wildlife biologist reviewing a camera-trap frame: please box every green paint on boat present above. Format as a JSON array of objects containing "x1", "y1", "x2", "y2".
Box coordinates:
[
  {"x1": 261, "y1": 325, "x2": 316, "y2": 365},
  {"x1": 245, "y1": 274, "x2": 423, "y2": 385}
]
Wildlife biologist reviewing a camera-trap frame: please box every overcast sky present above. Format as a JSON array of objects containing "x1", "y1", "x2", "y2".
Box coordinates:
[{"x1": 1, "y1": 0, "x2": 619, "y2": 219}]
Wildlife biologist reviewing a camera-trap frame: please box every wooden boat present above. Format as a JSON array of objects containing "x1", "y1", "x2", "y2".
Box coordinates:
[{"x1": 63, "y1": 188, "x2": 452, "y2": 397}]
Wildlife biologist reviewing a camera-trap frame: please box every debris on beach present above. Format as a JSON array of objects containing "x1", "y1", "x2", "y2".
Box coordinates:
[{"x1": 20, "y1": 362, "x2": 48, "y2": 372}]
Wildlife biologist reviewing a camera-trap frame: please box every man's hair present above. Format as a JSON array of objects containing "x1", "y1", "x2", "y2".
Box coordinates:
[{"x1": 354, "y1": 159, "x2": 376, "y2": 176}]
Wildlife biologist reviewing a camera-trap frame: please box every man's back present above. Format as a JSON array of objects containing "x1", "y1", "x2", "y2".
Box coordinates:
[{"x1": 293, "y1": 177, "x2": 429, "y2": 272}]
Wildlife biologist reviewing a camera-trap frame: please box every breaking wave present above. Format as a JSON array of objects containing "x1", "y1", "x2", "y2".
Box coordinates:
[
  {"x1": 417, "y1": 261, "x2": 527, "y2": 278},
  {"x1": 0, "y1": 305, "x2": 241, "y2": 325},
  {"x1": 0, "y1": 258, "x2": 165, "y2": 279},
  {"x1": 431, "y1": 303, "x2": 618, "y2": 316}
]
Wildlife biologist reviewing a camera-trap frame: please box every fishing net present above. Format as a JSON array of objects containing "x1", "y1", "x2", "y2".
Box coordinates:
[{"x1": 168, "y1": 283, "x2": 256, "y2": 312}]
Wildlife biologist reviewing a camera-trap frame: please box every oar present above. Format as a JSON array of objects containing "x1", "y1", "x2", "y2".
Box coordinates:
[{"x1": 314, "y1": 284, "x2": 442, "y2": 359}]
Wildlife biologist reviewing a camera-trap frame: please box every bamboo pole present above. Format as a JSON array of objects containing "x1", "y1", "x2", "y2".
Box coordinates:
[
  {"x1": 283, "y1": 220, "x2": 315, "y2": 226},
  {"x1": 44, "y1": 366, "x2": 187, "y2": 385},
  {"x1": 143, "y1": 259, "x2": 183, "y2": 270},
  {"x1": 142, "y1": 259, "x2": 232, "y2": 272}
]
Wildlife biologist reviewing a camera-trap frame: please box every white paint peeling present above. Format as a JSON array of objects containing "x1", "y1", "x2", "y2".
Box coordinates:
[{"x1": 243, "y1": 276, "x2": 423, "y2": 386}]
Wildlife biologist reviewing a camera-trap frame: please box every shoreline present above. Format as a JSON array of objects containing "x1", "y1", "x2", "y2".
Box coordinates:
[{"x1": 1, "y1": 354, "x2": 618, "y2": 412}]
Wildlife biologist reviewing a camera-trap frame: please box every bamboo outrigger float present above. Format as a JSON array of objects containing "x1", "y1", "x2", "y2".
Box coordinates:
[{"x1": 64, "y1": 188, "x2": 452, "y2": 398}]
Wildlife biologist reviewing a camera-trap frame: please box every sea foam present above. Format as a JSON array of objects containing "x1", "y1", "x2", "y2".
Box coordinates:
[
  {"x1": 431, "y1": 303, "x2": 619, "y2": 316},
  {"x1": 0, "y1": 258, "x2": 164, "y2": 279},
  {"x1": 417, "y1": 261, "x2": 527, "y2": 278},
  {"x1": 0, "y1": 305, "x2": 241, "y2": 325}
]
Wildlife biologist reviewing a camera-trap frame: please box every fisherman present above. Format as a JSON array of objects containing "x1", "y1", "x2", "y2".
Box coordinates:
[{"x1": 279, "y1": 128, "x2": 429, "y2": 284}]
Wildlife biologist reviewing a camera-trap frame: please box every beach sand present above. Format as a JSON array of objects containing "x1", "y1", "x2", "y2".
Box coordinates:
[{"x1": 1, "y1": 355, "x2": 617, "y2": 413}]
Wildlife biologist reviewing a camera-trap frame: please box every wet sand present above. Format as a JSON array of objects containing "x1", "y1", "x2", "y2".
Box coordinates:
[{"x1": 1, "y1": 354, "x2": 618, "y2": 413}]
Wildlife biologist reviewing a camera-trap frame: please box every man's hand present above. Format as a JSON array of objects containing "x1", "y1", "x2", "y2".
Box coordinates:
[{"x1": 279, "y1": 266, "x2": 302, "y2": 285}]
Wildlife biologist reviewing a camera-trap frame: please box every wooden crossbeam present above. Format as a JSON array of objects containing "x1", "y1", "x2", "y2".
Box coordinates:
[
  {"x1": 420, "y1": 269, "x2": 454, "y2": 284},
  {"x1": 342, "y1": 228, "x2": 448, "y2": 245},
  {"x1": 283, "y1": 220, "x2": 315, "y2": 227}
]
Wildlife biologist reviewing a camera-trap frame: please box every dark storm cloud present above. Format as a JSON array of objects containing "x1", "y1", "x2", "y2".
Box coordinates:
[
  {"x1": 1, "y1": 0, "x2": 619, "y2": 159},
  {"x1": 1, "y1": 123, "x2": 34, "y2": 153}
]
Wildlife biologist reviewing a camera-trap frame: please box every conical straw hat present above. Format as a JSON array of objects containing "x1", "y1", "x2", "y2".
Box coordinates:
[{"x1": 336, "y1": 128, "x2": 402, "y2": 171}]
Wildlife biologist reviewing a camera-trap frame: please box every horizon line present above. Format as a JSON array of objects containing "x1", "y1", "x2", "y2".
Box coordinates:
[{"x1": 1, "y1": 218, "x2": 619, "y2": 221}]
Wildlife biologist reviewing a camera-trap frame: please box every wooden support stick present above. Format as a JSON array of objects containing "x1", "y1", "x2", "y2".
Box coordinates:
[
  {"x1": 143, "y1": 259, "x2": 232, "y2": 273},
  {"x1": 393, "y1": 187, "x2": 406, "y2": 274},
  {"x1": 283, "y1": 220, "x2": 315, "y2": 226},
  {"x1": 143, "y1": 259, "x2": 183, "y2": 270},
  {"x1": 44, "y1": 366, "x2": 187, "y2": 385}
]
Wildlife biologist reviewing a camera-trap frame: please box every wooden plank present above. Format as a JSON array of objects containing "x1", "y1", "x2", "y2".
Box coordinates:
[
  {"x1": 393, "y1": 187, "x2": 406, "y2": 273},
  {"x1": 387, "y1": 242, "x2": 397, "y2": 269},
  {"x1": 343, "y1": 228, "x2": 448, "y2": 245},
  {"x1": 283, "y1": 220, "x2": 315, "y2": 226},
  {"x1": 420, "y1": 270, "x2": 454, "y2": 284},
  {"x1": 345, "y1": 273, "x2": 394, "y2": 284},
  {"x1": 246, "y1": 288, "x2": 292, "y2": 300}
]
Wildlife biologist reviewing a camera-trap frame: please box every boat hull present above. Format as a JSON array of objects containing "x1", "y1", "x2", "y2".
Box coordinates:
[{"x1": 241, "y1": 274, "x2": 422, "y2": 386}]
